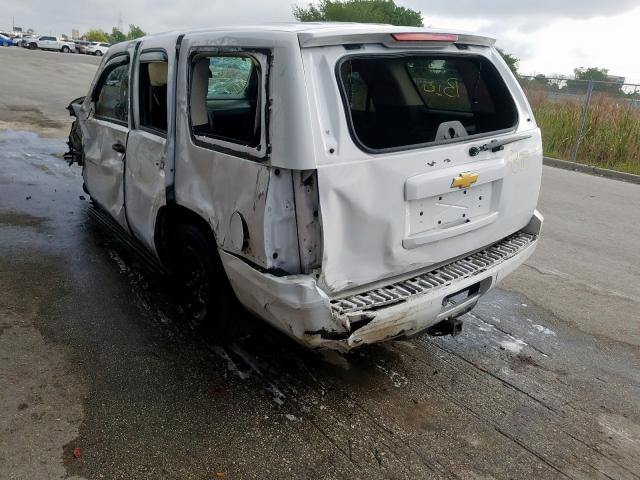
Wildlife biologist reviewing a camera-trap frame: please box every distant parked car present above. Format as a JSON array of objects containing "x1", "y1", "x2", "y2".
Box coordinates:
[
  {"x1": 27, "y1": 35, "x2": 76, "y2": 53},
  {"x1": 86, "y1": 42, "x2": 110, "y2": 56},
  {"x1": 74, "y1": 40, "x2": 91, "y2": 54},
  {"x1": 16, "y1": 36, "x2": 36, "y2": 48},
  {"x1": 0, "y1": 34, "x2": 16, "y2": 47}
]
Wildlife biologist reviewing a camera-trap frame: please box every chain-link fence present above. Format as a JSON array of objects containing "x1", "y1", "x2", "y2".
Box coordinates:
[{"x1": 518, "y1": 75, "x2": 640, "y2": 175}]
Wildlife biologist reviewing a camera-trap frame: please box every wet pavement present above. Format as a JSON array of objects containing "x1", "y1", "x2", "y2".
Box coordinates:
[{"x1": 1, "y1": 129, "x2": 640, "y2": 479}]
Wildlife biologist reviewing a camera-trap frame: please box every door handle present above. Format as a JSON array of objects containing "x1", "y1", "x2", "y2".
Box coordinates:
[{"x1": 112, "y1": 142, "x2": 126, "y2": 154}]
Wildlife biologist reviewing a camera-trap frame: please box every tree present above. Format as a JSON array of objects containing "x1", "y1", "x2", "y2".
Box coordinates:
[
  {"x1": 567, "y1": 67, "x2": 622, "y2": 95},
  {"x1": 109, "y1": 27, "x2": 126, "y2": 44},
  {"x1": 85, "y1": 29, "x2": 109, "y2": 42},
  {"x1": 293, "y1": 0, "x2": 423, "y2": 26},
  {"x1": 496, "y1": 48, "x2": 519, "y2": 77},
  {"x1": 574, "y1": 66, "x2": 609, "y2": 83},
  {"x1": 126, "y1": 24, "x2": 146, "y2": 40}
]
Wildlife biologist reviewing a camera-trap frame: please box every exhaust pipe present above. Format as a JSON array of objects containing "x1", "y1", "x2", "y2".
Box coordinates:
[{"x1": 427, "y1": 317, "x2": 463, "y2": 337}]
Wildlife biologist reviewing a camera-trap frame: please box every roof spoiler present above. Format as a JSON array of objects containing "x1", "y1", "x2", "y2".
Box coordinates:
[{"x1": 298, "y1": 32, "x2": 495, "y2": 49}]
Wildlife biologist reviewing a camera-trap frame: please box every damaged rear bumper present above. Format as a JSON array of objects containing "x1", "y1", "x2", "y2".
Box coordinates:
[{"x1": 221, "y1": 211, "x2": 543, "y2": 352}]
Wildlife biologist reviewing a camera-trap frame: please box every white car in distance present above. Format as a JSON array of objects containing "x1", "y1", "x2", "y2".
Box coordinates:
[{"x1": 87, "y1": 42, "x2": 110, "y2": 56}]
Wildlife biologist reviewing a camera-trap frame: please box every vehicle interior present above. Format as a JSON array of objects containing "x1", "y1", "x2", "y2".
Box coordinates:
[
  {"x1": 190, "y1": 55, "x2": 261, "y2": 146},
  {"x1": 139, "y1": 62, "x2": 168, "y2": 132},
  {"x1": 339, "y1": 55, "x2": 518, "y2": 150}
]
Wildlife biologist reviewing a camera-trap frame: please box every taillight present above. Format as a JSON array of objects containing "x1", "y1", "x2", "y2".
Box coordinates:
[{"x1": 391, "y1": 33, "x2": 459, "y2": 42}]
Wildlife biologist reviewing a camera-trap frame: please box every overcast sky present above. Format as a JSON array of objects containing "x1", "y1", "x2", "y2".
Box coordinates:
[{"x1": 3, "y1": 0, "x2": 639, "y2": 83}]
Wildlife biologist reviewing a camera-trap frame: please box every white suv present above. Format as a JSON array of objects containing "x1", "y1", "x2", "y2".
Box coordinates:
[{"x1": 66, "y1": 24, "x2": 543, "y2": 351}]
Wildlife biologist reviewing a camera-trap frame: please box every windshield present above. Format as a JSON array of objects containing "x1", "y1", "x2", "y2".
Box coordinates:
[{"x1": 338, "y1": 54, "x2": 518, "y2": 152}]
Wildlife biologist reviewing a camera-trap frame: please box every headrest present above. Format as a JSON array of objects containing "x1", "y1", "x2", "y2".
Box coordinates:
[{"x1": 148, "y1": 63, "x2": 168, "y2": 87}]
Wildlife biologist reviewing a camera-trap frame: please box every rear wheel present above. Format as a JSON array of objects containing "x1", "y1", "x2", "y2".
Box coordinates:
[
  {"x1": 170, "y1": 224, "x2": 239, "y2": 336},
  {"x1": 29, "y1": 43, "x2": 37, "y2": 50},
  {"x1": 95, "y1": 50, "x2": 103, "y2": 57}
]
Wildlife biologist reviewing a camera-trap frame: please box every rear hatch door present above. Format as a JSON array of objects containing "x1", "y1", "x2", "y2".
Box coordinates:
[{"x1": 304, "y1": 43, "x2": 542, "y2": 294}]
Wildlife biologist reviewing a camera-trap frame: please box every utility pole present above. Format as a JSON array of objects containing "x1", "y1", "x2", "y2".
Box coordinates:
[{"x1": 118, "y1": 11, "x2": 123, "y2": 33}]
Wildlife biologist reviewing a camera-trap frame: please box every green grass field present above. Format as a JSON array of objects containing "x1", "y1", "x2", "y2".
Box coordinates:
[{"x1": 525, "y1": 88, "x2": 640, "y2": 175}]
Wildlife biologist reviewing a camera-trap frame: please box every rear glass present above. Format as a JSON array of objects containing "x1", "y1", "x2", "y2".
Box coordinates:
[{"x1": 339, "y1": 55, "x2": 517, "y2": 151}]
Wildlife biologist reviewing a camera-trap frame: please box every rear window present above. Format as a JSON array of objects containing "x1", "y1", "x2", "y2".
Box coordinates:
[{"x1": 338, "y1": 55, "x2": 517, "y2": 152}]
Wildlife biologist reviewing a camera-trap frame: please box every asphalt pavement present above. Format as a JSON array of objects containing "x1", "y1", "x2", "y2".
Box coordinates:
[
  {"x1": 502, "y1": 166, "x2": 640, "y2": 346},
  {"x1": 1, "y1": 46, "x2": 639, "y2": 480},
  {"x1": 0, "y1": 46, "x2": 100, "y2": 137}
]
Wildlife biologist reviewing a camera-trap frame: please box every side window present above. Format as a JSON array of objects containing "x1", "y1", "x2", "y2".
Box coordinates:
[
  {"x1": 94, "y1": 62, "x2": 129, "y2": 124},
  {"x1": 343, "y1": 70, "x2": 374, "y2": 112},
  {"x1": 189, "y1": 54, "x2": 261, "y2": 147},
  {"x1": 138, "y1": 61, "x2": 168, "y2": 133}
]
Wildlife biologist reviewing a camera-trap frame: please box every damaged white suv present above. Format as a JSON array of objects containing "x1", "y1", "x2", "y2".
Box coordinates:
[{"x1": 66, "y1": 23, "x2": 543, "y2": 351}]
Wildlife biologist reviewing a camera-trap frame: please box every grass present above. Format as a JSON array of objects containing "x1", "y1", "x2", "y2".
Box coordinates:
[{"x1": 524, "y1": 87, "x2": 640, "y2": 175}]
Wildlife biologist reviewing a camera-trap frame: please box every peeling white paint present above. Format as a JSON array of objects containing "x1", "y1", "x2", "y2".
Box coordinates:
[
  {"x1": 532, "y1": 324, "x2": 556, "y2": 336},
  {"x1": 376, "y1": 364, "x2": 409, "y2": 388},
  {"x1": 499, "y1": 339, "x2": 527, "y2": 353}
]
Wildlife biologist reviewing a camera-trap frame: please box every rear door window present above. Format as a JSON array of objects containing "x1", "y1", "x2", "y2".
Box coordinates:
[
  {"x1": 189, "y1": 54, "x2": 261, "y2": 147},
  {"x1": 138, "y1": 60, "x2": 168, "y2": 133},
  {"x1": 338, "y1": 55, "x2": 517, "y2": 152}
]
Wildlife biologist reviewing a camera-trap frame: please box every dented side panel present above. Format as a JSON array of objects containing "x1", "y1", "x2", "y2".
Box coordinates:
[
  {"x1": 292, "y1": 170, "x2": 323, "y2": 273},
  {"x1": 123, "y1": 36, "x2": 174, "y2": 254},
  {"x1": 82, "y1": 117, "x2": 130, "y2": 230},
  {"x1": 124, "y1": 130, "x2": 166, "y2": 252},
  {"x1": 172, "y1": 33, "x2": 312, "y2": 272},
  {"x1": 78, "y1": 41, "x2": 135, "y2": 232}
]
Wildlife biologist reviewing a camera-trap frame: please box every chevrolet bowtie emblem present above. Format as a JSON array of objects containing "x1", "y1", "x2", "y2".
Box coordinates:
[{"x1": 451, "y1": 172, "x2": 479, "y2": 189}]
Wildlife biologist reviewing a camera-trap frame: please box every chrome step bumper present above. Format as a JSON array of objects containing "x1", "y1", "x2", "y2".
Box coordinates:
[{"x1": 330, "y1": 231, "x2": 536, "y2": 317}]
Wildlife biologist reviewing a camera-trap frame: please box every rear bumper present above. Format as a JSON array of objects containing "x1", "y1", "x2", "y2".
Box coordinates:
[{"x1": 221, "y1": 210, "x2": 543, "y2": 352}]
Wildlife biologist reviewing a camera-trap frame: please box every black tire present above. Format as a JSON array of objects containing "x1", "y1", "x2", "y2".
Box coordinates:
[
  {"x1": 29, "y1": 43, "x2": 37, "y2": 50},
  {"x1": 62, "y1": 45, "x2": 70, "y2": 53},
  {"x1": 95, "y1": 50, "x2": 103, "y2": 57},
  {"x1": 170, "y1": 224, "x2": 239, "y2": 336}
]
